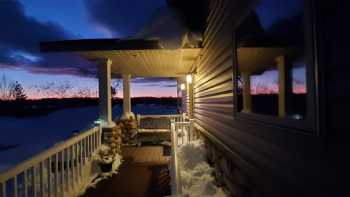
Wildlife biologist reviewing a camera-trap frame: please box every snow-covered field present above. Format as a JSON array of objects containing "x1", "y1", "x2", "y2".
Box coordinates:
[
  {"x1": 176, "y1": 140, "x2": 227, "y2": 197},
  {"x1": 0, "y1": 104, "x2": 177, "y2": 172}
]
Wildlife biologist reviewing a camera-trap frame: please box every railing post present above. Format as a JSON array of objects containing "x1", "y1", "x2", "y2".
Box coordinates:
[
  {"x1": 189, "y1": 119, "x2": 194, "y2": 142},
  {"x1": 137, "y1": 114, "x2": 141, "y2": 127},
  {"x1": 171, "y1": 121, "x2": 182, "y2": 195}
]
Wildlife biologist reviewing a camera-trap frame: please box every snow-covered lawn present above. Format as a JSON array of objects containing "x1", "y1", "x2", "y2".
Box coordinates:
[
  {"x1": 0, "y1": 104, "x2": 177, "y2": 172},
  {"x1": 175, "y1": 140, "x2": 227, "y2": 197}
]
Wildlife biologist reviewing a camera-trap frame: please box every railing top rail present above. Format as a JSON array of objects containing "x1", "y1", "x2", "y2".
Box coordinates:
[
  {"x1": 0, "y1": 126, "x2": 99, "y2": 182},
  {"x1": 137, "y1": 114, "x2": 183, "y2": 118},
  {"x1": 172, "y1": 122, "x2": 191, "y2": 126}
]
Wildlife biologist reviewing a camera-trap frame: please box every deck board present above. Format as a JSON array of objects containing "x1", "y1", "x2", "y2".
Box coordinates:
[{"x1": 122, "y1": 146, "x2": 170, "y2": 164}]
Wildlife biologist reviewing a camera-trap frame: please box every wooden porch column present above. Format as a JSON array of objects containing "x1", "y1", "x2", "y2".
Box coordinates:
[
  {"x1": 121, "y1": 74, "x2": 135, "y2": 120},
  {"x1": 276, "y1": 55, "x2": 292, "y2": 118},
  {"x1": 241, "y1": 72, "x2": 252, "y2": 113},
  {"x1": 98, "y1": 59, "x2": 115, "y2": 128}
]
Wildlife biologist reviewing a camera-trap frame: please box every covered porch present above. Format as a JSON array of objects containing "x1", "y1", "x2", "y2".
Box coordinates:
[
  {"x1": 40, "y1": 39, "x2": 199, "y2": 127},
  {"x1": 0, "y1": 39, "x2": 200, "y2": 197}
]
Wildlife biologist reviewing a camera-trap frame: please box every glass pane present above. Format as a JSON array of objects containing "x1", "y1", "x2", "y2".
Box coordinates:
[{"x1": 236, "y1": 0, "x2": 307, "y2": 119}]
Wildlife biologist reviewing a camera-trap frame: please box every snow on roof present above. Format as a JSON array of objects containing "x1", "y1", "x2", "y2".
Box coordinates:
[{"x1": 133, "y1": 6, "x2": 202, "y2": 49}]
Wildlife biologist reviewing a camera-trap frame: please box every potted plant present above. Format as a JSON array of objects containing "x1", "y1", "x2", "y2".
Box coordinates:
[{"x1": 93, "y1": 145, "x2": 114, "y2": 173}]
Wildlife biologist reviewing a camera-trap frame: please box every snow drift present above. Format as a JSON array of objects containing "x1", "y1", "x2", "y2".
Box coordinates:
[{"x1": 176, "y1": 140, "x2": 227, "y2": 197}]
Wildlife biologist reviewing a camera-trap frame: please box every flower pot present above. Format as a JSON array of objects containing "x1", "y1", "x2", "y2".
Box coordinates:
[{"x1": 100, "y1": 163, "x2": 113, "y2": 172}]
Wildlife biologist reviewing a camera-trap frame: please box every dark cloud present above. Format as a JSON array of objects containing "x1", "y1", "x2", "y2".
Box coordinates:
[
  {"x1": 132, "y1": 77, "x2": 177, "y2": 87},
  {"x1": 84, "y1": 0, "x2": 166, "y2": 37},
  {"x1": 0, "y1": 1, "x2": 95, "y2": 77}
]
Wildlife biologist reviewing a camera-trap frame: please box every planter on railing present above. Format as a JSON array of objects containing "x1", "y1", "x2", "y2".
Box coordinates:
[{"x1": 0, "y1": 126, "x2": 101, "y2": 197}]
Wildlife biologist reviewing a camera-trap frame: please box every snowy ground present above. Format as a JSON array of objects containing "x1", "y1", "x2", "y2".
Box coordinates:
[
  {"x1": 0, "y1": 104, "x2": 177, "y2": 172},
  {"x1": 175, "y1": 140, "x2": 227, "y2": 197}
]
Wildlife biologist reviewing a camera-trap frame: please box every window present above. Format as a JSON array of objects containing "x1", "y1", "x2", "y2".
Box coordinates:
[{"x1": 234, "y1": 0, "x2": 316, "y2": 131}]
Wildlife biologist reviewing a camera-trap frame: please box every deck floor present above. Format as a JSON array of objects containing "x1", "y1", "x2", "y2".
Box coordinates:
[{"x1": 82, "y1": 146, "x2": 171, "y2": 197}]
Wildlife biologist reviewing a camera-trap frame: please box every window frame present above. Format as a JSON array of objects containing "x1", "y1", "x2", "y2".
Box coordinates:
[{"x1": 232, "y1": 0, "x2": 319, "y2": 134}]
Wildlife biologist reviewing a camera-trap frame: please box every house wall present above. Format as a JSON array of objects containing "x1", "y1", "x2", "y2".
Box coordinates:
[
  {"x1": 181, "y1": 0, "x2": 345, "y2": 196},
  {"x1": 317, "y1": 1, "x2": 350, "y2": 196}
]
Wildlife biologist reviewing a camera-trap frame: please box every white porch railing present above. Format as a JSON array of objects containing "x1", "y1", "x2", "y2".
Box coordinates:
[
  {"x1": 170, "y1": 118, "x2": 195, "y2": 196},
  {"x1": 0, "y1": 126, "x2": 101, "y2": 197},
  {"x1": 136, "y1": 113, "x2": 189, "y2": 130}
]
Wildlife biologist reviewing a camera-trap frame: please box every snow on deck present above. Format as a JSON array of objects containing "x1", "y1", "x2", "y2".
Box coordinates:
[{"x1": 82, "y1": 146, "x2": 171, "y2": 197}]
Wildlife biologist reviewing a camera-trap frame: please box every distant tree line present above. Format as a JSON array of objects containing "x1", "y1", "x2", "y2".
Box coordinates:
[
  {"x1": 0, "y1": 74, "x2": 122, "y2": 100},
  {"x1": 0, "y1": 75, "x2": 27, "y2": 101}
]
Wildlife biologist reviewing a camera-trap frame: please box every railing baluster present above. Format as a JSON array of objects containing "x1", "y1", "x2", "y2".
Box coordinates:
[
  {"x1": 86, "y1": 137, "x2": 89, "y2": 160},
  {"x1": 71, "y1": 145, "x2": 76, "y2": 192},
  {"x1": 79, "y1": 141, "x2": 83, "y2": 184},
  {"x1": 66, "y1": 148, "x2": 70, "y2": 194},
  {"x1": 33, "y1": 166, "x2": 37, "y2": 197},
  {"x1": 91, "y1": 134, "x2": 95, "y2": 152},
  {"x1": 61, "y1": 150, "x2": 65, "y2": 197},
  {"x1": 89, "y1": 135, "x2": 92, "y2": 158},
  {"x1": 2, "y1": 182, "x2": 6, "y2": 197},
  {"x1": 14, "y1": 175, "x2": 18, "y2": 197},
  {"x1": 39, "y1": 162, "x2": 44, "y2": 197},
  {"x1": 54, "y1": 154, "x2": 58, "y2": 197},
  {"x1": 87, "y1": 137, "x2": 91, "y2": 159},
  {"x1": 98, "y1": 128, "x2": 101, "y2": 147},
  {"x1": 48, "y1": 157, "x2": 52, "y2": 197},
  {"x1": 24, "y1": 170, "x2": 28, "y2": 197},
  {"x1": 94, "y1": 132, "x2": 97, "y2": 151},
  {"x1": 74, "y1": 143, "x2": 79, "y2": 187}
]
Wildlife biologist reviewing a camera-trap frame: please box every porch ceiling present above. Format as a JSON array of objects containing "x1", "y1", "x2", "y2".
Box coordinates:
[
  {"x1": 40, "y1": 39, "x2": 201, "y2": 77},
  {"x1": 79, "y1": 48, "x2": 200, "y2": 77},
  {"x1": 237, "y1": 47, "x2": 298, "y2": 74}
]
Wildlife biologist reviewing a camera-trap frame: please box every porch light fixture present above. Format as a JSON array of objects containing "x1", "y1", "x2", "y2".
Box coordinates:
[
  {"x1": 180, "y1": 83, "x2": 186, "y2": 90},
  {"x1": 94, "y1": 119, "x2": 102, "y2": 125},
  {"x1": 186, "y1": 74, "x2": 192, "y2": 84}
]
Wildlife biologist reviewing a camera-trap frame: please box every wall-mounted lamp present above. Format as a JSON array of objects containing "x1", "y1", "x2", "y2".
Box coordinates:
[
  {"x1": 180, "y1": 83, "x2": 186, "y2": 90},
  {"x1": 186, "y1": 74, "x2": 192, "y2": 84}
]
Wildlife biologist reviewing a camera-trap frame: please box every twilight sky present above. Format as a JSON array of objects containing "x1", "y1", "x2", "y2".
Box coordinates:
[
  {"x1": 0, "y1": 0, "x2": 306, "y2": 99},
  {"x1": 0, "y1": 0, "x2": 177, "y2": 99}
]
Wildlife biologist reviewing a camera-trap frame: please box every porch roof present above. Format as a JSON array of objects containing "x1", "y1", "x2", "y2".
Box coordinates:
[{"x1": 40, "y1": 39, "x2": 201, "y2": 77}]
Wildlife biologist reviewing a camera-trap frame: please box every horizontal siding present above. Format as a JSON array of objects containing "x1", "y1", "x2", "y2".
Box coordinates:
[{"x1": 187, "y1": 0, "x2": 323, "y2": 196}]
